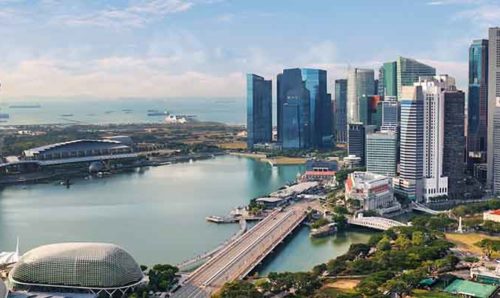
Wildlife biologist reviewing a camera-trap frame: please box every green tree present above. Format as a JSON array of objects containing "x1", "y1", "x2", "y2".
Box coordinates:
[{"x1": 219, "y1": 281, "x2": 263, "y2": 298}]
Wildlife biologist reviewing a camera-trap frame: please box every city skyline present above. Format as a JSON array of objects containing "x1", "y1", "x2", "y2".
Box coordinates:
[{"x1": 0, "y1": 0, "x2": 499, "y2": 100}]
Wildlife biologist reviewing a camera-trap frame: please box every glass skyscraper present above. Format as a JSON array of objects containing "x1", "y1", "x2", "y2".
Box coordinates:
[
  {"x1": 396, "y1": 57, "x2": 436, "y2": 100},
  {"x1": 468, "y1": 39, "x2": 489, "y2": 168},
  {"x1": 348, "y1": 123, "x2": 366, "y2": 166},
  {"x1": 347, "y1": 68, "x2": 375, "y2": 124},
  {"x1": 246, "y1": 74, "x2": 272, "y2": 149},
  {"x1": 366, "y1": 131, "x2": 398, "y2": 177},
  {"x1": 334, "y1": 79, "x2": 348, "y2": 143},
  {"x1": 487, "y1": 27, "x2": 500, "y2": 193},
  {"x1": 383, "y1": 61, "x2": 398, "y2": 97},
  {"x1": 277, "y1": 68, "x2": 332, "y2": 149}
]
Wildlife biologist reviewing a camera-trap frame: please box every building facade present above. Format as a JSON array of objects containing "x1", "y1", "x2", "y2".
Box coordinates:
[
  {"x1": 468, "y1": 39, "x2": 489, "y2": 168},
  {"x1": 487, "y1": 28, "x2": 500, "y2": 193},
  {"x1": 347, "y1": 68, "x2": 375, "y2": 124},
  {"x1": 345, "y1": 171, "x2": 401, "y2": 215},
  {"x1": 277, "y1": 68, "x2": 332, "y2": 149},
  {"x1": 396, "y1": 56, "x2": 436, "y2": 100},
  {"x1": 348, "y1": 123, "x2": 366, "y2": 166},
  {"x1": 381, "y1": 96, "x2": 400, "y2": 131},
  {"x1": 246, "y1": 74, "x2": 272, "y2": 149},
  {"x1": 366, "y1": 131, "x2": 398, "y2": 177},
  {"x1": 383, "y1": 61, "x2": 398, "y2": 97},
  {"x1": 443, "y1": 90, "x2": 466, "y2": 199},
  {"x1": 394, "y1": 86, "x2": 424, "y2": 201},
  {"x1": 334, "y1": 79, "x2": 348, "y2": 143}
]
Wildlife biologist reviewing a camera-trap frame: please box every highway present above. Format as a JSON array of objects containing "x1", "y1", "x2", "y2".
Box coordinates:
[{"x1": 171, "y1": 201, "x2": 311, "y2": 298}]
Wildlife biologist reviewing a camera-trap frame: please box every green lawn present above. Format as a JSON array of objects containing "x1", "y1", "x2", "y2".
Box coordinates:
[{"x1": 412, "y1": 289, "x2": 456, "y2": 298}]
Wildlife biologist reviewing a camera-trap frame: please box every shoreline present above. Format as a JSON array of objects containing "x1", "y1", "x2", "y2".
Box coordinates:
[{"x1": 229, "y1": 151, "x2": 307, "y2": 166}]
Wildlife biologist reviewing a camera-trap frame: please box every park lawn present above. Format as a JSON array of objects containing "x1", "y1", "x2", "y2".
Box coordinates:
[
  {"x1": 218, "y1": 141, "x2": 247, "y2": 150},
  {"x1": 323, "y1": 279, "x2": 361, "y2": 290},
  {"x1": 411, "y1": 289, "x2": 456, "y2": 298},
  {"x1": 445, "y1": 233, "x2": 500, "y2": 257},
  {"x1": 316, "y1": 286, "x2": 360, "y2": 297}
]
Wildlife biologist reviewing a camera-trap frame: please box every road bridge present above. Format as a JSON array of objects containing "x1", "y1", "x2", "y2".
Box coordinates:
[
  {"x1": 171, "y1": 201, "x2": 311, "y2": 298},
  {"x1": 411, "y1": 202, "x2": 447, "y2": 215}
]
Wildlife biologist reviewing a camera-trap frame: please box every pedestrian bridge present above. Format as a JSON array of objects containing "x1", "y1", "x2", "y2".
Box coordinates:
[
  {"x1": 411, "y1": 202, "x2": 447, "y2": 215},
  {"x1": 348, "y1": 216, "x2": 406, "y2": 231}
]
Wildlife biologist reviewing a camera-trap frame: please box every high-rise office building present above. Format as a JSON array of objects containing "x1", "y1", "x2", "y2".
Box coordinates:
[
  {"x1": 381, "y1": 96, "x2": 400, "y2": 131},
  {"x1": 417, "y1": 75, "x2": 456, "y2": 201},
  {"x1": 348, "y1": 123, "x2": 366, "y2": 166},
  {"x1": 468, "y1": 39, "x2": 489, "y2": 168},
  {"x1": 383, "y1": 61, "x2": 398, "y2": 97},
  {"x1": 246, "y1": 74, "x2": 272, "y2": 149},
  {"x1": 396, "y1": 57, "x2": 436, "y2": 100},
  {"x1": 347, "y1": 68, "x2": 375, "y2": 124},
  {"x1": 487, "y1": 27, "x2": 500, "y2": 193},
  {"x1": 277, "y1": 68, "x2": 332, "y2": 149},
  {"x1": 368, "y1": 95, "x2": 383, "y2": 129},
  {"x1": 443, "y1": 90, "x2": 466, "y2": 199},
  {"x1": 378, "y1": 67, "x2": 385, "y2": 96},
  {"x1": 366, "y1": 131, "x2": 398, "y2": 177},
  {"x1": 394, "y1": 86, "x2": 424, "y2": 201},
  {"x1": 334, "y1": 79, "x2": 348, "y2": 143}
]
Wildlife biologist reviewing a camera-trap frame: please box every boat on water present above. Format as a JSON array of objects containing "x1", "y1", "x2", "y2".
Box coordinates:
[
  {"x1": 147, "y1": 109, "x2": 169, "y2": 116},
  {"x1": 60, "y1": 114, "x2": 74, "y2": 117}
]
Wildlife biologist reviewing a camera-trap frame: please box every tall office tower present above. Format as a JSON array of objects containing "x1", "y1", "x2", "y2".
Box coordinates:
[
  {"x1": 246, "y1": 74, "x2": 272, "y2": 149},
  {"x1": 396, "y1": 56, "x2": 436, "y2": 99},
  {"x1": 443, "y1": 90, "x2": 466, "y2": 199},
  {"x1": 348, "y1": 123, "x2": 366, "y2": 166},
  {"x1": 347, "y1": 68, "x2": 375, "y2": 124},
  {"x1": 381, "y1": 96, "x2": 400, "y2": 131},
  {"x1": 467, "y1": 39, "x2": 489, "y2": 168},
  {"x1": 366, "y1": 131, "x2": 398, "y2": 177},
  {"x1": 487, "y1": 27, "x2": 500, "y2": 192},
  {"x1": 374, "y1": 79, "x2": 379, "y2": 96},
  {"x1": 277, "y1": 68, "x2": 332, "y2": 149},
  {"x1": 383, "y1": 61, "x2": 398, "y2": 97},
  {"x1": 393, "y1": 86, "x2": 424, "y2": 201},
  {"x1": 417, "y1": 75, "x2": 456, "y2": 201},
  {"x1": 378, "y1": 66, "x2": 386, "y2": 96},
  {"x1": 334, "y1": 79, "x2": 348, "y2": 143}
]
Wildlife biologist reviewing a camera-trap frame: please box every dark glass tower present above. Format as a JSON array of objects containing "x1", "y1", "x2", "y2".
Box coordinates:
[
  {"x1": 348, "y1": 123, "x2": 366, "y2": 166},
  {"x1": 246, "y1": 74, "x2": 272, "y2": 149},
  {"x1": 443, "y1": 90, "x2": 466, "y2": 199},
  {"x1": 334, "y1": 79, "x2": 348, "y2": 143},
  {"x1": 277, "y1": 68, "x2": 332, "y2": 149},
  {"x1": 467, "y1": 39, "x2": 489, "y2": 168}
]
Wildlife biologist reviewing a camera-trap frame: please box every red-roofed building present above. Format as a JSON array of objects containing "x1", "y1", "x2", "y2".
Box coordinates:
[{"x1": 484, "y1": 210, "x2": 500, "y2": 223}]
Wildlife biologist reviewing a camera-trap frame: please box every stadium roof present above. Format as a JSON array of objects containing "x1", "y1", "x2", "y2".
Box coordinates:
[{"x1": 444, "y1": 279, "x2": 498, "y2": 298}]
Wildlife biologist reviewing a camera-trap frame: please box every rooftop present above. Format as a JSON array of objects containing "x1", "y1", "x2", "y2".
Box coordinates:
[
  {"x1": 486, "y1": 209, "x2": 500, "y2": 216},
  {"x1": 443, "y1": 279, "x2": 497, "y2": 298}
]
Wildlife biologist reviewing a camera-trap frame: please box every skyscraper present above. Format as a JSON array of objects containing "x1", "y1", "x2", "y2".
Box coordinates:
[
  {"x1": 334, "y1": 79, "x2": 348, "y2": 143},
  {"x1": 277, "y1": 68, "x2": 332, "y2": 149},
  {"x1": 378, "y1": 66, "x2": 385, "y2": 96},
  {"x1": 383, "y1": 61, "x2": 398, "y2": 97},
  {"x1": 368, "y1": 95, "x2": 383, "y2": 129},
  {"x1": 381, "y1": 96, "x2": 400, "y2": 131},
  {"x1": 348, "y1": 123, "x2": 366, "y2": 166},
  {"x1": 487, "y1": 27, "x2": 500, "y2": 193},
  {"x1": 347, "y1": 68, "x2": 375, "y2": 124},
  {"x1": 468, "y1": 39, "x2": 489, "y2": 168},
  {"x1": 246, "y1": 74, "x2": 272, "y2": 149},
  {"x1": 396, "y1": 57, "x2": 436, "y2": 100},
  {"x1": 366, "y1": 131, "x2": 398, "y2": 177},
  {"x1": 394, "y1": 86, "x2": 424, "y2": 201},
  {"x1": 443, "y1": 90, "x2": 466, "y2": 199}
]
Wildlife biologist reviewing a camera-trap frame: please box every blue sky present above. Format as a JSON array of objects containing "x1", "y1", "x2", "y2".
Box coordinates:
[{"x1": 0, "y1": 0, "x2": 498, "y2": 100}]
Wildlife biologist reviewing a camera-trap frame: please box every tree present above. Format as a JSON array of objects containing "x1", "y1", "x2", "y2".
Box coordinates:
[
  {"x1": 219, "y1": 281, "x2": 263, "y2": 298},
  {"x1": 376, "y1": 236, "x2": 391, "y2": 251},
  {"x1": 411, "y1": 231, "x2": 424, "y2": 246}
]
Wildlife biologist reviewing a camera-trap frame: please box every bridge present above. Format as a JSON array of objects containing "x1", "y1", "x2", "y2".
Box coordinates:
[
  {"x1": 171, "y1": 201, "x2": 311, "y2": 298},
  {"x1": 348, "y1": 216, "x2": 406, "y2": 231},
  {"x1": 411, "y1": 202, "x2": 447, "y2": 215}
]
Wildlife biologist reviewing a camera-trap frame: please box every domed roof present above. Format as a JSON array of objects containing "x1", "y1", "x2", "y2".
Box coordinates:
[{"x1": 10, "y1": 243, "x2": 144, "y2": 289}]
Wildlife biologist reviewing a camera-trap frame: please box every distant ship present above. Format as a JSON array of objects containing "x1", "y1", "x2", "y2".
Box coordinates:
[
  {"x1": 9, "y1": 104, "x2": 41, "y2": 109},
  {"x1": 60, "y1": 114, "x2": 74, "y2": 117},
  {"x1": 147, "y1": 110, "x2": 169, "y2": 116}
]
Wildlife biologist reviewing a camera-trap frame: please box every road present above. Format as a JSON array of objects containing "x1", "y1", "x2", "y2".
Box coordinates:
[{"x1": 172, "y1": 201, "x2": 311, "y2": 298}]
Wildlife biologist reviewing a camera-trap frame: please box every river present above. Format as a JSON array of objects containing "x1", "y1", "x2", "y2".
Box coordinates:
[{"x1": 0, "y1": 155, "x2": 373, "y2": 273}]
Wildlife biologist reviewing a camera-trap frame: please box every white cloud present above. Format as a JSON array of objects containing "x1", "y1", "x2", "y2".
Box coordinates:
[{"x1": 454, "y1": 4, "x2": 500, "y2": 28}]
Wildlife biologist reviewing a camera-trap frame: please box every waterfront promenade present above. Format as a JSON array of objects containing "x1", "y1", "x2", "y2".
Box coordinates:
[{"x1": 172, "y1": 201, "x2": 312, "y2": 298}]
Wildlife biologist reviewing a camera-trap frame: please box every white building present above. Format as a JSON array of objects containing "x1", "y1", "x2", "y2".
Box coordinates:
[
  {"x1": 416, "y1": 75, "x2": 456, "y2": 201},
  {"x1": 345, "y1": 171, "x2": 401, "y2": 215},
  {"x1": 483, "y1": 209, "x2": 500, "y2": 223}
]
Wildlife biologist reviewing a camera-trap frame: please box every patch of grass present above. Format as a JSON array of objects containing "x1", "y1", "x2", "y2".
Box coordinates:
[
  {"x1": 412, "y1": 289, "x2": 456, "y2": 298},
  {"x1": 445, "y1": 233, "x2": 500, "y2": 257}
]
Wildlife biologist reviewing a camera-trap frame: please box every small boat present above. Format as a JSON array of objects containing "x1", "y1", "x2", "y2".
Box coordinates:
[{"x1": 60, "y1": 114, "x2": 74, "y2": 117}]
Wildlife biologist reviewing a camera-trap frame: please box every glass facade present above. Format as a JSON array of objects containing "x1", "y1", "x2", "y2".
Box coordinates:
[
  {"x1": 383, "y1": 61, "x2": 398, "y2": 97},
  {"x1": 334, "y1": 79, "x2": 348, "y2": 143},
  {"x1": 396, "y1": 57, "x2": 436, "y2": 100},
  {"x1": 366, "y1": 131, "x2": 398, "y2": 177},
  {"x1": 347, "y1": 68, "x2": 375, "y2": 124},
  {"x1": 348, "y1": 123, "x2": 366, "y2": 166},
  {"x1": 246, "y1": 74, "x2": 272, "y2": 149},
  {"x1": 467, "y1": 39, "x2": 489, "y2": 167},
  {"x1": 277, "y1": 68, "x2": 332, "y2": 149}
]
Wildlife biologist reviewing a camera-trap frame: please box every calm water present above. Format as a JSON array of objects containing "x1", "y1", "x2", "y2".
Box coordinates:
[
  {"x1": 0, "y1": 98, "x2": 246, "y2": 126},
  {"x1": 0, "y1": 156, "x2": 372, "y2": 273}
]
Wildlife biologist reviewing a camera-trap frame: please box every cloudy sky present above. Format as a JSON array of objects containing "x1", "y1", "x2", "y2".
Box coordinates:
[{"x1": 0, "y1": 0, "x2": 498, "y2": 100}]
